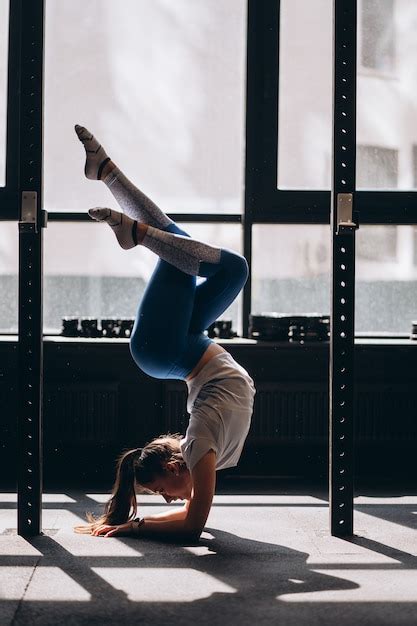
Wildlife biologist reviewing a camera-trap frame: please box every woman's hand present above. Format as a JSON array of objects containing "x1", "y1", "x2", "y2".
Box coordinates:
[{"x1": 91, "y1": 521, "x2": 135, "y2": 537}]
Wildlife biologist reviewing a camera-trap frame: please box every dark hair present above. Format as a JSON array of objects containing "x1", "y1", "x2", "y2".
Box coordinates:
[{"x1": 74, "y1": 433, "x2": 187, "y2": 534}]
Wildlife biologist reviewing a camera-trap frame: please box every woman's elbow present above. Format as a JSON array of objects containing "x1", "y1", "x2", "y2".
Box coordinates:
[{"x1": 183, "y1": 520, "x2": 204, "y2": 541}]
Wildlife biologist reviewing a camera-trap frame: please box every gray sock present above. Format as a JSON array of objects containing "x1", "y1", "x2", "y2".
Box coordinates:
[
  {"x1": 142, "y1": 225, "x2": 221, "y2": 276},
  {"x1": 88, "y1": 207, "x2": 137, "y2": 250},
  {"x1": 103, "y1": 167, "x2": 173, "y2": 230}
]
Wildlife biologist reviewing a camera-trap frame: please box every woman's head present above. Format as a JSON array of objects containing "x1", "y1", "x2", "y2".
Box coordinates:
[
  {"x1": 74, "y1": 433, "x2": 191, "y2": 533},
  {"x1": 136, "y1": 435, "x2": 192, "y2": 502}
]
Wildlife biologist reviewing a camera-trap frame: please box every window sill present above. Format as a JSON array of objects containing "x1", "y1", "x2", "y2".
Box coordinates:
[{"x1": 1, "y1": 335, "x2": 416, "y2": 346}]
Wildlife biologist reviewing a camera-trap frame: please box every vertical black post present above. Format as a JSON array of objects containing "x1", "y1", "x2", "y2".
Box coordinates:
[
  {"x1": 244, "y1": 0, "x2": 280, "y2": 337},
  {"x1": 329, "y1": 0, "x2": 358, "y2": 537},
  {"x1": 17, "y1": 0, "x2": 45, "y2": 537},
  {"x1": 243, "y1": 0, "x2": 256, "y2": 338}
]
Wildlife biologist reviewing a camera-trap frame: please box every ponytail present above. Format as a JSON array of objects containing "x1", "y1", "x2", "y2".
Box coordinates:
[
  {"x1": 103, "y1": 448, "x2": 141, "y2": 524},
  {"x1": 74, "y1": 448, "x2": 141, "y2": 534}
]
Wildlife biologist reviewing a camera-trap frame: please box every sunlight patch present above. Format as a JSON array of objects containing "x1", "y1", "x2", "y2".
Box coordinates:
[
  {"x1": 278, "y1": 570, "x2": 417, "y2": 602},
  {"x1": 0, "y1": 494, "x2": 76, "y2": 504},
  {"x1": 183, "y1": 546, "x2": 214, "y2": 556},
  {"x1": 1, "y1": 567, "x2": 91, "y2": 601},
  {"x1": 92, "y1": 567, "x2": 236, "y2": 602}
]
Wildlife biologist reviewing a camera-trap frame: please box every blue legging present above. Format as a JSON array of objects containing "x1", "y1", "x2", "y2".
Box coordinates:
[{"x1": 129, "y1": 223, "x2": 248, "y2": 380}]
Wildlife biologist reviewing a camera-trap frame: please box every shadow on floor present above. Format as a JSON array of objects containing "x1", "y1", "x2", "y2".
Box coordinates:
[{"x1": 2, "y1": 526, "x2": 361, "y2": 625}]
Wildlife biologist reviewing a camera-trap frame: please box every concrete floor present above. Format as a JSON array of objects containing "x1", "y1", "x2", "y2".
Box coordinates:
[{"x1": 1, "y1": 486, "x2": 417, "y2": 625}]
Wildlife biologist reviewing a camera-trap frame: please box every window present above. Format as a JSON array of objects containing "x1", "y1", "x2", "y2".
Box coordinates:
[
  {"x1": 357, "y1": 2, "x2": 417, "y2": 191},
  {"x1": 44, "y1": 0, "x2": 246, "y2": 214},
  {"x1": 0, "y1": 222, "x2": 18, "y2": 332},
  {"x1": 357, "y1": 146, "x2": 398, "y2": 190},
  {"x1": 252, "y1": 225, "x2": 331, "y2": 317},
  {"x1": 414, "y1": 227, "x2": 417, "y2": 266},
  {"x1": 2, "y1": 2, "x2": 417, "y2": 339},
  {"x1": 43, "y1": 222, "x2": 242, "y2": 334},
  {"x1": 412, "y1": 145, "x2": 417, "y2": 188},
  {"x1": 357, "y1": 225, "x2": 417, "y2": 333},
  {"x1": 252, "y1": 224, "x2": 417, "y2": 334},
  {"x1": 277, "y1": 0, "x2": 333, "y2": 190},
  {"x1": 356, "y1": 223, "x2": 397, "y2": 262},
  {"x1": 360, "y1": 0, "x2": 395, "y2": 73},
  {"x1": 277, "y1": 0, "x2": 417, "y2": 195},
  {"x1": 0, "y1": 0, "x2": 9, "y2": 187}
]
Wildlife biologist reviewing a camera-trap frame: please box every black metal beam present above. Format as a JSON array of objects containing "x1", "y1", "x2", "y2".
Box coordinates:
[
  {"x1": 42, "y1": 197, "x2": 417, "y2": 226},
  {"x1": 17, "y1": 0, "x2": 45, "y2": 537},
  {"x1": 245, "y1": 0, "x2": 279, "y2": 218},
  {"x1": 253, "y1": 190, "x2": 417, "y2": 225},
  {"x1": 47, "y1": 212, "x2": 242, "y2": 223},
  {"x1": 0, "y1": 0, "x2": 20, "y2": 219},
  {"x1": 329, "y1": 0, "x2": 358, "y2": 537},
  {"x1": 243, "y1": 0, "x2": 264, "y2": 336},
  {"x1": 242, "y1": 0, "x2": 417, "y2": 226}
]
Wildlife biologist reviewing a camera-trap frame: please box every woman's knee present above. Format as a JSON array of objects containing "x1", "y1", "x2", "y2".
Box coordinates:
[
  {"x1": 129, "y1": 329, "x2": 180, "y2": 378},
  {"x1": 129, "y1": 329, "x2": 155, "y2": 371},
  {"x1": 223, "y1": 250, "x2": 249, "y2": 284},
  {"x1": 238, "y1": 254, "x2": 249, "y2": 282},
  {"x1": 129, "y1": 338, "x2": 169, "y2": 378}
]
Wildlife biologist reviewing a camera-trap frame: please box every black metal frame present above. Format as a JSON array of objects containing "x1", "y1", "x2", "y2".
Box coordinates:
[
  {"x1": 0, "y1": 0, "x2": 20, "y2": 218},
  {"x1": 245, "y1": 0, "x2": 417, "y2": 225},
  {"x1": 16, "y1": 0, "x2": 45, "y2": 536},
  {"x1": 1, "y1": 0, "x2": 415, "y2": 537},
  {"x1": 329, "y1": 0, "x2": 358, "y2": 537}
]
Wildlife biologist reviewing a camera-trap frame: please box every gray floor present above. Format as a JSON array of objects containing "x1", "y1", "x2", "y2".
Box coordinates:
[{"x1": 1, "y1": 487, "x2": 417, "y2": 625}]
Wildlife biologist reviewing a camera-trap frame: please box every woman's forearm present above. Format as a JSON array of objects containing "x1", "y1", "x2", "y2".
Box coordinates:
[
  {"x1": 132, "y1": 517, "x2": 200, "y2": 540},
  {"x1": 144, "y1": 506, "x2": 188, "y2": 523}
]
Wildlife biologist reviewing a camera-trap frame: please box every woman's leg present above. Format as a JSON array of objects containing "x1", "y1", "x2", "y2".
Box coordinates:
[
  {"x1": 131, "y1": 221, "x2": 245, "y2": 378},
  {"x1": 136, "y1": 226, "x2": 249, "y2": 341},
  {"x1": 87, "y1": 205, "x2": 247, "y2": 363},
  {"x1": 75, "y1": 124, "x2": 174, "y2": 230},
  {"x1": 129, "y1": 222, "x2": 213, "y2": 380},
  {"x1": 190, "y1": 250, "x2": 248, "y2": 332},
  {"x1": 75, "y1": 124, "x2": 246, "y2": 375},
  {"x1": 87, "y1": 209, "x2": 245, "y2": 378}
]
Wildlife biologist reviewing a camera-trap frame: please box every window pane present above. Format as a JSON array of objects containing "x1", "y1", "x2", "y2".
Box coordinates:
[
  {"x1": 361, "y1": 0, "x2": 394, "y2": 72},
  {"x1": 0, "y1": 0, "x2": 9, "y2": 187},
  {"x1": 277, "y1": 0, "x2": 333, "y2": 190},
  {"x1": 0, "y1": 222, "x2": 18, "y2": 332},
  {"x1": 357, "y1": 145, "x2": 398, "y2": 189},
  {"x1": 357, "y1": 1, "x2": 416, "y2": 190},
  {"x1": 44, "y1": 0, "x2": 246, "y2": 213},
  {"x1": 252, "y1": 224, "x2": 417, "y2": 335},
  {"x1": 356, "y1": 225, "x2": 417, "y2": 333},
  {"x1": 252, "y1": 225, "x2": 331, "y2": 316},
  {"x1": 44, "y1": 222, "x2": 242, "y2": 334},
  {"x1": 278, "y1": 0, "x2": 417, "y2": 192}
]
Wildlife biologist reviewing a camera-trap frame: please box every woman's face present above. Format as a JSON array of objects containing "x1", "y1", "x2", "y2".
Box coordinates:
[{"x1": 144, "y1": 463, "x2": 193, "y2": 502}]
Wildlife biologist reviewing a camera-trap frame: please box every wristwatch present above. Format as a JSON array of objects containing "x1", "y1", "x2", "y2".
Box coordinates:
[{"x1": 132, "y1": 517, "x2": 145, "y2": 530}]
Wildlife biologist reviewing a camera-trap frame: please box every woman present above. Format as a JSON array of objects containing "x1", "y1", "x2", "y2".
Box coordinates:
[{"x1": 74, "y1": 125, "x2": 256, "y2": 540}]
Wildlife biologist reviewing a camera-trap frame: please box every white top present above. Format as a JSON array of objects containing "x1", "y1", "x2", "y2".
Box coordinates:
[{"x1": 180, "y1": 351, "x2": 256, "y2": 472}]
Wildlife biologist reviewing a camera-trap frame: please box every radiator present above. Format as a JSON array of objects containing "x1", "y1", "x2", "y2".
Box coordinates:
[
  {"x1": 355, "y1": 383, "x2": 417, "y2": 443},
  {"x1": 164, "y1": 382, "x2": 417, "y2": 444},
  {"x1": 251, "y1": 383, "x2": 327, "y2": 441},
  {"x1": 163, "y1": 383, "x2": 189, "y2": 435},
  {"x1": 44, "y1": 383, "x2": 119, "y2": 444},
  {"x1": 42, "y1": 381, "x2": 417, "y2": 445}
]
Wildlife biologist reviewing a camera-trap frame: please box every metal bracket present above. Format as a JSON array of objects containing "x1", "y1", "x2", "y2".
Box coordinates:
[
  {"x1": 336, "y1": 193, "x2": 358, "y2": 235},
  {"x1": 19, "y1": 192, "x2": 48, "y2": 233},
  {"x1": 19, "y1": 191, "x2": 37, "y2": 233}
]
